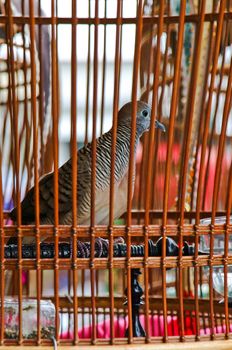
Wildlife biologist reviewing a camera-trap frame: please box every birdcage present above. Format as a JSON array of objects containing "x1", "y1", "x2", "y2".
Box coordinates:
[{"x1": 1, "y1": 0, "x2": 232, "y2": 348}]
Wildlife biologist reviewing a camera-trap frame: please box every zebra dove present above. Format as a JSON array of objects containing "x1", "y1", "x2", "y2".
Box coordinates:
[{"x1": 10, "y1": 101, "x2": 165, "y2": 236}]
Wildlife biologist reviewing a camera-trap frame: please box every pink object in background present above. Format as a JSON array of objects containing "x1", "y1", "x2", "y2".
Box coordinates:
[
  {"x1": 60, "y1": 314, "x2": 232, "y2": 340},
  {"x1": 22, "y1": 271, "x2": 27, "y2": 285}
]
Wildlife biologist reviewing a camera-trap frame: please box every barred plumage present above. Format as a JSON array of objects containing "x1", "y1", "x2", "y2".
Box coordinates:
[{"x1": 10, "y1": 101, "x2": 165, "y2": 239}]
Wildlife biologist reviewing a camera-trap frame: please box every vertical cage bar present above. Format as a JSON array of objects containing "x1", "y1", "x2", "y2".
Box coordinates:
[
  {"x1": 29, "y1": 0, "x2": 41, "y2": 344},
  {"x1": 138, "y1": 1, "x2": 155, "y2": 218},
  {"x1": 178, "y1": 0, "x2": 206, "y2": 212},
  {"x1": 226, "y1": 158, "x2": 232, "y2": 218},
  {"x1": 178, "y1": 0, "x2": 206, "y2": 340},
  {"x1": 96, "y1": 273, "x2": 99, "y2": 337},
  {"x1": 108, "y1": 0, "x2": 122, "y2": 343},
  {"x1": 100, "y1": 0, "x2": 107, "y2": 136},
  {"x1": 0, "y1": 150, "x2": 4, "y2": 345},
  {"x1": 191, "y1": 0, "x2": 217, "y2": 212},
  {"x1": 191, "y1": 4, "x2": 216, "y2": 340},
  {"x1": 126, "y1": 0, "x2": 143, "y2": 342},
  {"x1": 38, "y1": 0, "x2": 45, "y2": 175},
  {"x1": 81, "y1": 269, "x2": 85, "y2": 338},
  {"x1": 118, "y1": 4, "x2": 123, "y2": 105},
  {"x1": 2, "y1": 109, "x2": 12, "y2": 205},
  {"x1": 211, "y1": 58, "x2": 232, "y2": 338},
  {"x1": 138, "y1": 0, "x2": 156, "y2": 217},
  {"x1": 71, "y1": 0, "x2": 78, "y2": 344},
  {"x1": 144, "y1": 0, "x2": 165, "y2": 341},
  {"x1": 226, "y1": 157, "x2": 232, "y2": 335},
  {"x1": 151, "y1": 0, "x2": 171, "y2": 214},
  {"x1": 85, "y1": 0, "x2": 91, "y2": 145},
  {"x1": 141, "y1": 2, "x2": 155, "y2": 103},
  {"x1": 90, "y1": 0, "x2": 99, "y2": 343},
  {"x1": 21, "y1": 0, "x2": 31, "y2": 194},
  {"x1": 157, "y1": 0, "x2": 170, "y2": 119},
  {"x1": 211, "y1": 61, "x2": 232, "y2": 222},
  {"x1": 195, "y1": 0, "x2": 226, "y2": 222},
  {"x1": 195, "y1": 0, "x2": 226, "y2": 339},
  {"x1": 51, "y1": 0, "x2": 60, "y2": 342},
  {"x1": 6, "y1": 0, "x2": 23, "y2": 343},
  {"x1": 162, "y1": 0, "x2": 186, "y2": 341},
  {"x1": 202, "y1": 20, "x2": 229, "y2": 210}
]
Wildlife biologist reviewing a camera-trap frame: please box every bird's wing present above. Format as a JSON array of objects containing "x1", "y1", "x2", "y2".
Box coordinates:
[
  {"x1": 10, "y1": 171, "x2": 54, "y2": 223},
  {"x1": 10, "y1": 145, "x2": 92, "y2": 224}
]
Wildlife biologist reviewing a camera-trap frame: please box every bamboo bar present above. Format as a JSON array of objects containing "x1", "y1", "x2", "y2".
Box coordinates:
[
  {"x1": 195, "y1": 0, "x2": 226, "y2": 339},
  {"x1": 178, "y1": 0, "x2": 206, "y2": 339},
  {"x1": 71, "y1": 0, "x2": 78, "y2": 344},
  {"x1": 100, "y1": 1, "x2": 107, "y2": 137},
  {"x1": 90, "y1": 0, "x2": 99, "y2": 343},
  {"x1": 28, "y1": 0, "x2": 41, "y2": 344},
  {"x1": 38, "y1": 0, "x2": 45, "y2": 176},
  {"x1": 192, "y1": 0, "x2": 217, "y2": 213},
  {"x1": 1, "y1": 13, "x2": 232, "y2": 25},
  {"x1": 202, "y1": 20, "x2": 229, "y2": 210},
  {"x1": 6, "y1": 0, "x2": 23, "y2": 343},
  {"x1": 151, "y1": 0, "x2": 171, "y2": 215},
  {"x1": 22, "y1": 2, "x2": 31, "y2": 196},
  {"x1": 84, "y1": 0, "x2": 91, "y2": 145},
  {"x1": 51, "y1": 0, "x2": 60, "y2": 343},
  {"x1": 162, "y1": 0, "x2": 186, "y2": 341},
  {"x1": 144, "y1": 0, "x2": 165, "y2": 341},
  {"x1": 0, "y1": 141, "x2": 4, "y2": 345},
  {"x1": 108, "y1": 0, "x2": 122, "y2": 343},
  {"x1": 211, "y1": 49, "x2": 232, "y2": 340},
  {"x1": 126, "y1": 0, "x2": 143, "y2": 343}
]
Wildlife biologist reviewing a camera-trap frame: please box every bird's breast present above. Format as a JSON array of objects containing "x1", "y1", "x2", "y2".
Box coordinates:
[{"x1": 78, "y1": 165, "x2": 135, "y2": 226}]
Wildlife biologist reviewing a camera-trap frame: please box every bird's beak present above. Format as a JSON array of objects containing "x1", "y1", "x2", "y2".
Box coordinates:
[{"x1": 155, "y1": 120, "x2": 166, "y2": 132}]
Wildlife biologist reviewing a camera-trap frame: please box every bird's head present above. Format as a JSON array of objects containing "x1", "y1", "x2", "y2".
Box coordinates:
[{"x1": 118, "y1": 101, "x2": 166, "y2": 136}]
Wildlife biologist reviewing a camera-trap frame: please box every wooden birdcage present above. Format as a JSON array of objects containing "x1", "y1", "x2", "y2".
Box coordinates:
[{"x1": 0, "y1": 0, "x2": 232, "y2": 348}]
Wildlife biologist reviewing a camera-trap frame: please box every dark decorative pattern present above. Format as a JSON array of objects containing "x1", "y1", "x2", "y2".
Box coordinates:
[{"x1": 4, "y1": 236, "x2": 203, "y2": 259}]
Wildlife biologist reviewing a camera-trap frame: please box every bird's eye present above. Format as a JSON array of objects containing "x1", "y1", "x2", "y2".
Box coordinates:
[{"x1": 142, "y1": 110, "x2": 149, "y2": 117}]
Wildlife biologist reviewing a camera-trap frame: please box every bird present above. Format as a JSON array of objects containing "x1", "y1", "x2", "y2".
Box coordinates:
[{"x1": 9, "y1": 101, "x2": 165, "y2": 241}]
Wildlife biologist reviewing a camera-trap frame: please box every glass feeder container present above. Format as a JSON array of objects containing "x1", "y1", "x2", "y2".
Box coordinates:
[
  {"x1": 199, "y1": 216, "x2": 232, "y2": 299},
  {"x1": 2, "y1": 298, "x2": 56, "y2": 339}
]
